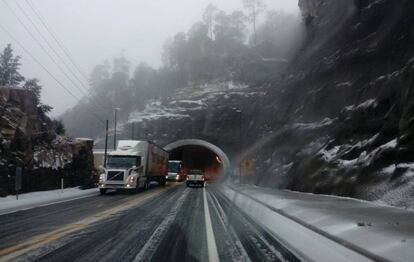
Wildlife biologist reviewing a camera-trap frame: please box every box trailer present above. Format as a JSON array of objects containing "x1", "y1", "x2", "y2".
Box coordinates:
[{"x1": 98, "y1": 140, "x2": 168, "y2": 195}]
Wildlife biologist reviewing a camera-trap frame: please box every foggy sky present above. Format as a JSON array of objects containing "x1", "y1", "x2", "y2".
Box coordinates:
[{"x1": 0, "y1": 0, "x2": 299, "y2": 116}]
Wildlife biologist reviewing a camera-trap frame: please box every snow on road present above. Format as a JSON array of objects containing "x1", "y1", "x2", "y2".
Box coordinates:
[
  {"x1": 222, "y1": 184, "x2": 414, "y2": 262},
  {"x1": 0, "y1": 187, "x2": 98, "y2": 215}
]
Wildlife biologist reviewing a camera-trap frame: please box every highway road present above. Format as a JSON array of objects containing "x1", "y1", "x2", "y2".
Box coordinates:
[{"x1": 0, "y1": 183, "x2": 298, "y2": 262}]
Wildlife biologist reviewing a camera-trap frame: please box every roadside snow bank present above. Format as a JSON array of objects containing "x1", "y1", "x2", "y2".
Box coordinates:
[
  {"x1": 222, "y1": 184, "x2": 414, "y2": 262},
  {"x1": 0, "y1": 187, "x2": 98, "y2": 215}
]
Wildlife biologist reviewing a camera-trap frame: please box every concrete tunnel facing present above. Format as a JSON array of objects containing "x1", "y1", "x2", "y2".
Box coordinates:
[{"x1": 164, "y1": 139, "x2": 231, "y2": 180}]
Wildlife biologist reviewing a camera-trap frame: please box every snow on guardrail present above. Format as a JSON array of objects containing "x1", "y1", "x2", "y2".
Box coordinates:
[{"x1": 221, "y1": 184, "x2": 414, "y2": 262}]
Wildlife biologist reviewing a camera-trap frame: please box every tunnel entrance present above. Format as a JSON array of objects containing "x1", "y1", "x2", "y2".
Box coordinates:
[{"x1": 164, "y1": 139, "x2": 230, "y2": 180}]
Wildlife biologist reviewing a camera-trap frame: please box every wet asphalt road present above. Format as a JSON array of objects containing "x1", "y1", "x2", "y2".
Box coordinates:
[{"x1": 0, "y1": 183, "x2": 299, "y2": 262}]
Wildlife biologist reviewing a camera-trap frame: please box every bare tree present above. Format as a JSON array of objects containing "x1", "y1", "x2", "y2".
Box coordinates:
[
  {"x1": 242, "y1": 0, "x2": 266, "y2": 46},
  {"x1": 203, "y1": 4, "x2": 219, "y2": 40}
]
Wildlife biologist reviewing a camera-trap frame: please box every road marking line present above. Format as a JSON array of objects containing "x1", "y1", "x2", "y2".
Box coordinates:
[
  {"x1": 203, "y1": 187, "x2": 220, "y2": 262},
  {"x1": 133, "y1": 188, "x2": 189, "y2": 262},
  {"x1": 208, "y1": 192, "x2": 251, "y2": 262},
  {"x1": 0, "y1": 186, "x2": 176, "y2": 262}
]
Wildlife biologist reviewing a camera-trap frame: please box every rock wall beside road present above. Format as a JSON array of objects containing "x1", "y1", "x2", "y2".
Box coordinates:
[{"x1": 0, "y1": 87, "x2": 95, "y2": 196}]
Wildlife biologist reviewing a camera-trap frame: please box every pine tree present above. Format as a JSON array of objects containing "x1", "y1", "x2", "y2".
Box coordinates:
[
  {"x1": 23, "y1": 78, "x2": 53, "y2": 113},
  {"x1": 23, "y1": 78, "x2": 42, "y2": 104},
  {"x1": 53, "y1": 119, "x2": 66, "y2": 135},
  {"x1": 0, "y1": 44, "x2": 25, "y2": 86}
]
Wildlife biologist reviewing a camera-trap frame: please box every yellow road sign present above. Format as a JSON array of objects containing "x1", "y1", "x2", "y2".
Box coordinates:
[{"x1": 241, "y1": 159, "x2": 255, "y2": 176}]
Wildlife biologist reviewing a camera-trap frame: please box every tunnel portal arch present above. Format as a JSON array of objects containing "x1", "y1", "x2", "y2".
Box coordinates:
[{"x1": 164, "y1": 139, "x2": 230, "y2": 175}]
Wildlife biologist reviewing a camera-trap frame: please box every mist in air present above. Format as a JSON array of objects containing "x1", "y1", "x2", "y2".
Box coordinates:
[{"x1": 0, "y1": 0, "x2": 300, "y2": 116}]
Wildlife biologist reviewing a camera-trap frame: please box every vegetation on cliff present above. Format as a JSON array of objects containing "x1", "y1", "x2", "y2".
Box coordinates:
[
  {"x1": 61, "y1": 3, "x2": 303, "y2": 139},
  {"x1": 0, "y1": 44, "x2": 94, "y2": 196}
]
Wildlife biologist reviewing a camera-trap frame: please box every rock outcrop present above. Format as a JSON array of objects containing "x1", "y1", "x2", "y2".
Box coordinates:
[
  {"x1": 249, "y1": 0, "x2": 414, "y2": 207},
  {"x1": 109, "y1": 81, "x2": 262, "y2": 159},
  {"x1": 69, "y1": 0, "x2": 414, "y2": 208},
  {"x1": 0, "y1": 87, "x2": 95, "y2": 196},
  {"x1": 117, "y1": 0, "x2": 414, "y2": 208}
]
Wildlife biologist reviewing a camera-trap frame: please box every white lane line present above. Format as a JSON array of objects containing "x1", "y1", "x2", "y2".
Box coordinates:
[
  {"x1": 208, "y1": 193, "x2": 251, "y2": 262},
  {"x1": 203, "y1": 187, "x2": 220, "y2": 262},
  {"x1": 133, "y1": 188, "x2": 189, "y2": 262}
]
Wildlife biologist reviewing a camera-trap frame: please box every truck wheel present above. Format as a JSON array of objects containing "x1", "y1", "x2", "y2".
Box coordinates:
[
  {"x1": 135, "y1": 183, "x2": 140, "y2": 194},
  {"x1": 100, "y1": 188, "x2": 107, "y2": 195},
  {"x1": 160, "y1": 177, "x2": 166, "y2": 186},
  {"x1": 142, "y1": 178, "x2": 149, "y2": 190}
]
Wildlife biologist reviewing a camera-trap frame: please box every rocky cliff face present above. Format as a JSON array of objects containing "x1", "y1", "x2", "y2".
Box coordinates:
[
  {"x1": 0, "y1": 87, "x2": 95, "y2": 196},
  {"x1": 93, "y1": 0, "x2": 414, "y2": 208},
  {"x1": 249, "y1": 0, "x2": 414, "y2": 207},
  {"x1": 109, "y1": 81, "x2": 263, "y2": 159},
  {"x1": 119, "y1": 0, "x2": 413, "y2": 208}
]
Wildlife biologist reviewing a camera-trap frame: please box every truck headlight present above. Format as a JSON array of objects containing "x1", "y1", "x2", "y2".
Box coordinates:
[
  {"x1": 127, "y1": 176, "x2": 136, "y2": 186},
  {"x1": 99, "y1": 174, "x2": 105, "y2": 182}
]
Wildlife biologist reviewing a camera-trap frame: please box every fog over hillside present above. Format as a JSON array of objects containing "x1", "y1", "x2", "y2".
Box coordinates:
[{"x1": 0, "y1": 0, "x2": 299, "y2": 115}]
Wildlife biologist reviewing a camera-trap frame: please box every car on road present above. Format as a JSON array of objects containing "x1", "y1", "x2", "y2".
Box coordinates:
[{"x1": 186, "y1": 170, "x2": 205, "y2": 187}]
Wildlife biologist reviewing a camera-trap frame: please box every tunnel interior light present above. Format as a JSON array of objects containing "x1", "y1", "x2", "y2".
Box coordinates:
[{"x1": 216, "y1": 156, "x2": 222, "y2": 164}]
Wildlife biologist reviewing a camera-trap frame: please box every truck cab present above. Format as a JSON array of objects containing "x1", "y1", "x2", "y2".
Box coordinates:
[{"x1": 167, "y1": 160, "x2": 186, "y2": 181}]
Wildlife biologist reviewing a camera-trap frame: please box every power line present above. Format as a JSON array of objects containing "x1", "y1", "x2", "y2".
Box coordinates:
[
  {"x1": 14, "y1": 0, "x2": 89, "y2": 90},
  {"x1": 2, "y1": 0, "x2": 106, "y2": 113},
  {"x1": 0, "y1": 23, "x2": 106, "y2": 124},
  {"x1": 1, "y1": 0, "x2": 86, "y2": 96},
  {"x1": 15, "y1": 0, "x2": 110, "y2": 114},
  {"x1": 25, "y1": 0, "x2": 91, "y2": 87},
  {"x1": 13, "y1": 0, "x2": 90, "y2": 91},
  {"x1": 24, "y1": 0, "x2": 113, "y2": 113}
]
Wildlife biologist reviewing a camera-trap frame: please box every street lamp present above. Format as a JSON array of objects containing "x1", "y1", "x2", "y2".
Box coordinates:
[{"x1": 113, "y1": 107, "x2": 120, "y2": 150}]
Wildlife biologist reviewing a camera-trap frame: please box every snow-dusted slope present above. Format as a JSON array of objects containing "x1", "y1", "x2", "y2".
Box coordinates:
[
  {"x1": 0, "y1": 87, "x2": 95, "y2": 197},
  {"x1": 223, "y1": 184, "x2": 414, "y2": 262},
  {"x1": 0, "y1": 187, "x2": 98, "y2": 215},
  {"x1": 243, "y1": 0, "x2": 414, "y2": 209},
  {"x1": 110, "y1": 81, "x2": 264, "y2": 160}
]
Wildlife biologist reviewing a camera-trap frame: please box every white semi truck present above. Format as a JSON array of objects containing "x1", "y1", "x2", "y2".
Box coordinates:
[{"x1": 98, "y1": 140, "x2": 168, "y2": 195}]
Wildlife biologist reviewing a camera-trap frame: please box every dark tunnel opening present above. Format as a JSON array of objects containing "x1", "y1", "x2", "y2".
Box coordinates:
[{"x1": 168, "y1": 145, "x2": 224, "y2": 181}]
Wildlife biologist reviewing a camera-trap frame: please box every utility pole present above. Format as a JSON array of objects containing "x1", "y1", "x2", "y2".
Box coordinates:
[
  {"x1": 113, "y1": 108, "x2": 120, "y2": 150},
  {"x1": 236, "y1": 110, "x2": 242, "y2": 183},
  {"x1": 104, "y1": 120, "x2": 109, "y2": 168}
]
